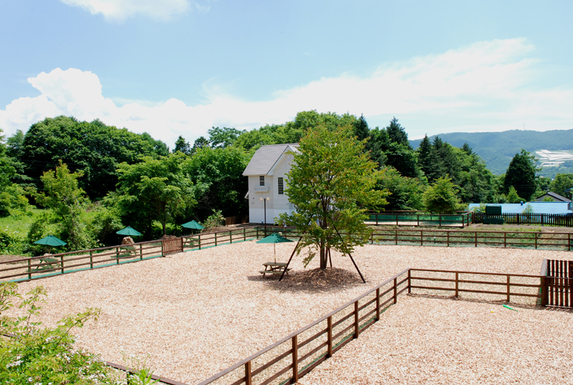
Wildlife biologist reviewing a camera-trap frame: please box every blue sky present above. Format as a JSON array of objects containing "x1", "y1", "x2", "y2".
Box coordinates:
[{"x1": 1, "y1": 0, "x2": 572, "y2": 148}]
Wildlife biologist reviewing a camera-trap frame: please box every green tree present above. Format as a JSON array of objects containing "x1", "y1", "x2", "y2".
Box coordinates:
[
  {"x1": 279, "y1": 124, "x2": 387, "y2": 270},
  {"x1": 20, "y1": 116, "x2": 169, "y2": 199},
  {"x1": 423, "y1": 176, "x2": 461, "y2": 214},
  {"x1": 377, "y1": 167, "x2": 424, "y2": 210},
  {"x1": 182, "y1": 146, "x2": 250, "y2": 220},
  {"x1": 173, "y1": 135, "x2": 191, "y2": 155},
  {"x1": 549, "y1": 174, "x2": 573, "y2": 197},
  {"x1": 505, "y1": 186, "x2": 524, "y2": 203},
  {"x1": 208, "y1": 127, "x2": 243, "y2": 148},
  {"x1": 39, "y1": 161, "x2": 93, "y2": 250},
  {"x1": 504, "y1": 149, "x2": 537, "y2": 201},
  {"x1": 114, "y1": 153, "x2": 199, "y2": 236}
]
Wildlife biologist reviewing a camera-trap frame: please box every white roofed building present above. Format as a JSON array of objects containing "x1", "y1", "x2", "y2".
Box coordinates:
[{"x1": 242, "y1": 144, "x2": 298, "y2": 224}]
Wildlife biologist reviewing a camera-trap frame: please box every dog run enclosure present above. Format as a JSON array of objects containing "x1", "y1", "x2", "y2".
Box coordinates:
[
  {"x1": 180, "y1": 267, "x2": 558, "y2": 385},
  {"x1": 2, "y1": 227, "x2": 573, "y2": 283}
]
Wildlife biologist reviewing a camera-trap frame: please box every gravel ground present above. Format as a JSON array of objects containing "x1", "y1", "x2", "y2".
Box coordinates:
[
  {"x1": 297, "y1": 296, "x2": 573, "y2": 385},
  {"x1": 8, "y1": 241, "x2": 572, "y2": 384}
]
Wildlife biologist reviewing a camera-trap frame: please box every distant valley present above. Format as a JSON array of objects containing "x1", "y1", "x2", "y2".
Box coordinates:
[{"x1": 410, "y1": 129, "x2": 573, "y2": 178}]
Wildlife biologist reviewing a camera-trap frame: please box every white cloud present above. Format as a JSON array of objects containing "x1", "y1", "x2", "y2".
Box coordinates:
[
  {"x1": 1, "y1": 38, "x2": 573, "y2": 147},
  {"x1": 60, "y1": 0, "x2": 192, "y2": 22}
]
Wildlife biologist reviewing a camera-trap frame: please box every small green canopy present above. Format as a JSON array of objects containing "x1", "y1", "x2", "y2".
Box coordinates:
[
  {"x1": 257, "y1": 233, "x2": 294, "y2": 263},
  {"x1": 181, "y1": 220, "x2": 204, "y2": 230},
  {"x1": 116, "y1": 226, "x2": 142, "y2": 236},
  {"x1": 34, "y1": 235, "x2": 67, "y2": 247}
]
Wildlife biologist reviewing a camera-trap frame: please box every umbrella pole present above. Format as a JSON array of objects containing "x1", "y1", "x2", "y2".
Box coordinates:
[{"x1": 279, "y1": 237, "x2": 301, "y2": 281}]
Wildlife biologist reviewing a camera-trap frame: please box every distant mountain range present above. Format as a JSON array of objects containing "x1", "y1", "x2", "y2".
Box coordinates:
[{"x1": 409, "y1": 129, "x2": 573, "y2": 177}]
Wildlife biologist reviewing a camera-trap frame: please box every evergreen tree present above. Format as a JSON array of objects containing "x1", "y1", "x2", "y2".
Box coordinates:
[
  {"x1": 417, "y1": 135, "x2": 433, "y2": 178},
  {"x1": 353, "y1": 114, "x2": 370, "y2": 142},
  {"x1": 504, "y1": 149, "x2": 537, "y2": 201},
  {"x1": 173, "y1": 136, "x2": 191, "y2": 155}
]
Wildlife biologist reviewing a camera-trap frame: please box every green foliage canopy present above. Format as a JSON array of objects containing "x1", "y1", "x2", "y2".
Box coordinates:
[{"x1": 279, "y1": 124, "x2": 387, "y2": 270}]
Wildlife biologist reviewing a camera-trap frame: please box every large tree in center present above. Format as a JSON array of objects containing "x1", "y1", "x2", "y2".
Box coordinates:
[{"x1": 279, "y1": 124, "x2": 387, "y2": 270}]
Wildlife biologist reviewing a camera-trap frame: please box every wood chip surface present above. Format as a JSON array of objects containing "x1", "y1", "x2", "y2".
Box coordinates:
[{"x1": 8, "y1": 241, "x2": 573, "y2": 384}]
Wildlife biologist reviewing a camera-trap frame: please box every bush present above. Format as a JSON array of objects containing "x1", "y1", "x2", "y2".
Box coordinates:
[{"x1": 202, "y1": 210, "x2": 224, "y2": 230}]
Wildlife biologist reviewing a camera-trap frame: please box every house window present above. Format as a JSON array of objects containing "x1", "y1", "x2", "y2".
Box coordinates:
[
  {"x1": 278, "y1": 177, "x2": 284, "y2": 195},
  {"x1": 260, "y1": 176, "x2": 265, "y2": 186}
]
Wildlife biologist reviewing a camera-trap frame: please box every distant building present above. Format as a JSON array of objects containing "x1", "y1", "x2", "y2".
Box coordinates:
[
  {"x1": 535, "y1": 192, "x2": 571, "y2": 203},
  {"x1": 242, "y1": 144, "x2": 298, "y2": 224},
  {"x1": 468, "y1": 202, "x2": 572, "y2": 215}
]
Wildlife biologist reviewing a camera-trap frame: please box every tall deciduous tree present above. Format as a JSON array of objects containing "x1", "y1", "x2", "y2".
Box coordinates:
[
  {"x1": 549, "y1": 174, "x2": 573, "y2": 197},
  {"x1": 504, "y1": 149, "x2": 537, "y2": 201},
  {"x1": 114, "y1": 153, "x2": 199, "y2": 236},
  {"x1": 39, "y1": 161, "x2": 92, "y2": 250},
  {"x1": 279, "y1": 124, "x2": 387, "y2": 270}
]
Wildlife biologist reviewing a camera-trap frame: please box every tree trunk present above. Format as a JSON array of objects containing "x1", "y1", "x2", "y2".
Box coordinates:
[{"x1": 319, "y1": 241, "x2": 327, "y2": 269}]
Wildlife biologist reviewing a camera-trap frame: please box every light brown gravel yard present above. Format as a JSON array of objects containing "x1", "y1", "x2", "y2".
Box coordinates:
[{"x1": 9, "y1": 241, "x2": 573, "y2": 384}]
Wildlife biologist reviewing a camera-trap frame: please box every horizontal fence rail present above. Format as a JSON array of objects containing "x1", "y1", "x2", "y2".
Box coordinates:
[
  {"x1": 197, "y1": 267, "x2": 548, "y2": 385},
  {"x1": 367, "y1": 211, "x2": 472, "y2": 228},
  {"x1": 368, "y1": 228, "x2": 573, "y2": 251},
  {"x1": 473, "y1": 212, "x2": 573, "y2": 227},
  {"x1": 0, "y1": 227, "x2": 260, "y2": 283}
]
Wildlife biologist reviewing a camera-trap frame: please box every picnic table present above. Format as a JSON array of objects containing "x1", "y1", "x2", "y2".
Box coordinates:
[
  {"x1": 259, "y1": 262, "x2": 290, "y2": 278},
  {"x1": 29, "y1": 255, "x2": 61, "y2": 272}
]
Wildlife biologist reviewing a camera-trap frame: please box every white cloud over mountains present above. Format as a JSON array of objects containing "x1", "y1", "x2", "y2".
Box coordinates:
[
  {"x1": 60, "y1": 0, "x2": 192, "y2": 22},
  {"x1": 1, "y1": 38, "x2": 572, "y2": 147}
]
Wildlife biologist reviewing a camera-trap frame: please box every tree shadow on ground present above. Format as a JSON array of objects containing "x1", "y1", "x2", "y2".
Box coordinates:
[{"x1": 248, "y1": 267, "x2": 367, "y2": 293}]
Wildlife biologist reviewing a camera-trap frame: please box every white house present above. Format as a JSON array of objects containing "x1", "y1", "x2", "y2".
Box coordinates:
[{"x1": 242, "y1": 143, "x2": 298, "y2": 224}]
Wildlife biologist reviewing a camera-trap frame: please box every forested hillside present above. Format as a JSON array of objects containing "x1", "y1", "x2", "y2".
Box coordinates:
[
  {"x1": 1, "y1": 112, "x2": 571, "y2": 256},
  {"x1": 410, "y1": 129, "x2": 573, "y2": 176}
]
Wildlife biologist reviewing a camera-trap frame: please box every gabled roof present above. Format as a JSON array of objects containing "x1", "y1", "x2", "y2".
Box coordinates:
[
  {"x1": 535, "y1": 191, "x2": 571, "y2": 203},
  {"x1": 242, "y1": 143, "x2": 298, "y2": 176}
]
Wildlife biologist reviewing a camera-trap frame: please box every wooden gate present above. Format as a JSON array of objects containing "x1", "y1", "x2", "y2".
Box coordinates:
[
  {"x1": 162, "y1": 237, "x2": 183, "y2": 255},
  {"x1": 544, "y1": 259, "x2": 572, "y2": 308}
]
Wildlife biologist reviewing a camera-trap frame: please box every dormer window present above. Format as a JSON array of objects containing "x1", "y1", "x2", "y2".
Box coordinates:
[{"x1": 259, "y1": 176, "x2": 265, "y2": 186}]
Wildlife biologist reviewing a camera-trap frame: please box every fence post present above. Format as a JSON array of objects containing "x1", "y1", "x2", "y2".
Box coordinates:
[
  {"x1": 455, "y1": 272, "x2": 459, "y2": 298},
  {"x1": 90, "y1": 250, "x2": 93, "y2": 269},
  {"x1": 395, "y1": 229, "x2": 398, "y2": 245},
  {"x1": 244, "y1": 228, "x2": 246, "y2": 241},
  {"x1": 475, "y1": 232, "x2": 477, "y2": 247},
  {"x1": 229, "y1": 231, "x2": 232, "y2": 244},
  {"x1": 417, "y1": 214, "x2": 420, "y2": 227},
  {"x1": 139, "y1": 244, "x2": 143, "y2": 260},
  {"x1": 439, "y1": 214, "x2": 442, "y2": 227},
  {"x1": 28, "y1": 258, "x2": 31, "y2": 280},
  {"x1": 517, "y1": 214, "x2": 520, "y2": 225},
  {"x1": 541, "y1": 214, "x2": 544, "y2": 226},
  {"x1": 375, "y1": 287, "x2": 380, "y2": 320},
  {"x1": 504, "y1": 232, "x2": 507, "y2": 248},
  {"x1": 198, "y1": 234, "x2": 201, "y2": 250},
  {"x1": 393, "y1": 277, "x2": 397, "y2": 304},
  {"x1": 256, "y1": 227, "x2": 259, "y2": 239},
  {"x1": 60, "y1": 255, "x2": 64, "y2": 274},
  {"x1": 407, "y1": 270, "x2": 411, "y2": 294},
  {"x1": 327, "y1": 316, "x2": 333, "y2": 357},
  {"x1": 116, "y1": 248, "x2": 120, "y2": 265},
  {"x1": 447, "y1": 231, "x2": 450, "y2": 247},
  {"x1": 245, "y1": 361, "x2": 252, "y2": 385},
  {"x1": 535, "y1": 233, "x2": 538, "y2": 249},
  {"x1": 290, "y1": 335, "x2": 299, "y2": 382},
  {"x1": 540, "y1": 275, "x2": 548, "y2": 307},
  {"x1": 506, "y1": 275, "x2": 511, "y2": 303},
  {"x1": 214, "y1": 233, "x2": 217, "y2": 247},
  {"x1": 569, "y1": 233, "x2": 571, "y2": 252},
  {"x1": 420, "y1": 230, "x2": 423, "y2": 246},
  {"x1": 354, "y1": 301, "x2": 359, "y2": 338}
]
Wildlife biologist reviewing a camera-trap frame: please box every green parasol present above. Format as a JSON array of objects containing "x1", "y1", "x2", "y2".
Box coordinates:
[
  {"x1": 116, "y1": 226, "x2": 142, "y2": 237},
  {"x1": 181, "y1": 220, "x2": 204, "y2": 230},
  {"x1": 33, "y1": 235, "x2": 67, "y2": 253},
  {"x1": 257, "y1": 233, "x2": 294, "y2": 263}
]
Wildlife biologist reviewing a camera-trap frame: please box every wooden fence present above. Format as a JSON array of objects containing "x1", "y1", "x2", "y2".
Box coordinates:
[
  {"x1": 367, "y1": 211, "x2": 472, "y2": 228},
  {"x1": 473, "y1": 212, "x2": 573, "y2": 227},
  {"x1": 196, "y1": 268, "x2": 546, "y2": 385},
  {"x1": 541, "y1": 259, "x2": 572, "y2": 308},
  {"x1": 368, "y1": 228, "x2": 573, "y2": 251},
  {"x1": 0, "y1": 227, "x2": 260, "y2": 283}
]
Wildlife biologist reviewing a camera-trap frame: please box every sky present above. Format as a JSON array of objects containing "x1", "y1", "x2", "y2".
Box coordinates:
[{"x1": 1, "y1": 0, "x2": 572, "y2": 148}]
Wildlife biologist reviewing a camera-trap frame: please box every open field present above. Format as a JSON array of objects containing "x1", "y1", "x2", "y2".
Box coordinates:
[{"x1": 7, "y1": 241, "x2": 573, "y2": 384}]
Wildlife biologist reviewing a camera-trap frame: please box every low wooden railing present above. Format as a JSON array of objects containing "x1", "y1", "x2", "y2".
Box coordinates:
[
  {"x1": 368, "y1": 228, "x2": 573, "y2": 251},
  {"x1": 197, "y1": 268, "x2": 545, "y2": 385},
  {"x1": 0, "y1": 227, "x2": 260, "y2": 283}
]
